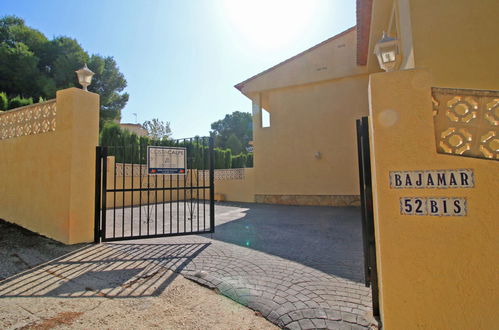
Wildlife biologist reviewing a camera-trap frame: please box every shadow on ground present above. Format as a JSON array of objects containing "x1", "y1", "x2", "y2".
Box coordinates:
[
  {"x1": 0, "y1": 219, "x2": 84, "y2": 281},
  {"x1": 206, "y1": 202, "x2": 365, "y2": 283},
  {"x1": 0, "y1": 219, "x2": 209, "y2": 299}
]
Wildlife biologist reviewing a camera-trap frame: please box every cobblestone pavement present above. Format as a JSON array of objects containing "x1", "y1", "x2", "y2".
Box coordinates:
[{"x1": 112, "y1": 203, "x2": 376, "y2": 329}]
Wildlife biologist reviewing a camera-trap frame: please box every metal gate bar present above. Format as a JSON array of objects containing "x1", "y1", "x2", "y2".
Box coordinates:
[
  {"x1": 356, "y1": 116, "x2": 380, "y2": 318},
  {"x1": 95, "y1": 136, "x2": 215, "y2": 242}
]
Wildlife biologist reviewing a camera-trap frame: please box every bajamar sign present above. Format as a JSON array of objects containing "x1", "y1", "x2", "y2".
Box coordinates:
[{"x1": 389, "y1": 169, "x2": 473, "y2": 216}]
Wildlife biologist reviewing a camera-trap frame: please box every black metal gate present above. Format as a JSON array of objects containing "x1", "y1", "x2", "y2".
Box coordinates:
[
  {"x1": 94, "y1": 136, "x2": 215, "y2": 242},
  {"x1": 356, "y1": 116, "x2": 380, "y2": 318}
]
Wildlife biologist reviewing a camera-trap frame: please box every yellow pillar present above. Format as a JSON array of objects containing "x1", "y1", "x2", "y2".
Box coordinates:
[
  {"x1": 0, "y1": 88, "x2": 99, "y2": 244},
  {"x1": 56, "y1": 88, "x2": 100, "y2": 243}
]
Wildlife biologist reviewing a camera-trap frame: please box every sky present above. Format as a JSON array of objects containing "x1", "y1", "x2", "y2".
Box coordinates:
[{"x1": 1, "y1": 0, "x2": 356, "y2": 138}]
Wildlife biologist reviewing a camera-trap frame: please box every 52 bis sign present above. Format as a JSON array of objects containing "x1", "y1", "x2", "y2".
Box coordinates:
[{"x1": 400, "y1": 197, "x2": 467, "y2": 216}]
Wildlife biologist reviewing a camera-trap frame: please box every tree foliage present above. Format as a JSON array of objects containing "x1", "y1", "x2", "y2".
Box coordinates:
[
  {"x1": 0, "y1": 15, "x2": 128, "y2": 127},
  {"x1": 226, "y1": 133, "x2": 243, "y2": 155},
  {"x1": 143, "y1": 118, "x2": 172, "y2": 140},
  {"x1": 211, "y1": 111, "x2": 252, "y2": 152}
]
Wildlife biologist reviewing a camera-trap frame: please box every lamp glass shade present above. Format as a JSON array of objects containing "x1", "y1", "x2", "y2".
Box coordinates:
[
  {"x1": 75, "y1": 64, "x2": 95, "y2": 90},
  {"x1": 374, "y1": 32, "x2": 400, "y2": 72}
]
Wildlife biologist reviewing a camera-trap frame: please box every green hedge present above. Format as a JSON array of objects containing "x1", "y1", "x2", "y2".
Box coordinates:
[
  {"x1": 230, "y1": 152, "x2": 253, "y2": 168},
  {"x1": 0, "y1": 92, "x2": 7, "y2": 110},
  {"x1": 8, "y1": 95, "x2": 33, "y2": 109}
]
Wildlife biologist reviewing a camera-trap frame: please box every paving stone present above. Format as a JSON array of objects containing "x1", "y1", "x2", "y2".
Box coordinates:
[
  {"x1": 325, "y1": 309, "x2": 342, "y2": 321},
  {"x1": 312, "y1": 318, "x2": 327, "y2": 328},
  {"x1": 285, "y1": 321, "x2": 302, "y2": 330},
  {"x1": 279, "y1": 314, "x2": 293, "y2": 327},
  {"x1": 356, "y1": 315, "x2": 370, "y2": 327},
  {"x1": 342, "y1": 311, "x2": 358, "y2": 324},
  {"x1": 327, "y1": 320, "x2": 345, "y2": 329},
  {"x1": 314, "y1": 308, "x2": 328, "y2": 319},
  {"x1": 298, "y1": 318, "x2": 316, "y2": 330},
  {"x1": 273, "y1": 295, "x2": 288, "y2": 304},
  {"x1": 288, "y1": 310, "x2": 304, "y2": 321},
  {"x1": 301, "y1": 308, "x2": 318, "y2": 319},
  {"x1": 267, "y1": 311, "x2": 280, "y2": 323}
]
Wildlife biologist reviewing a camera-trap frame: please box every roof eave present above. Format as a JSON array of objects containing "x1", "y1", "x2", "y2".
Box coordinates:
[{"x1": 234, "y1": 26, "x2": 357, "y2": 93}]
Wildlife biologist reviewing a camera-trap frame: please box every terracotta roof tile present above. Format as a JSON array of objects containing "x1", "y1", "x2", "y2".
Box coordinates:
[{"x1": 356, "y1": 0, "x2": 373, "y2": 65}]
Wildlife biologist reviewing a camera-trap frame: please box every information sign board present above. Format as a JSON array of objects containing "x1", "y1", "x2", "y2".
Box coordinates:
[{"x1": 147, "y1": 146, "x2": 186, "y2": 175}]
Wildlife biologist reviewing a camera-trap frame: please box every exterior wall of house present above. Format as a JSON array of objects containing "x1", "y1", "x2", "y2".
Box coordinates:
[
  {"x1": 0, "y1": 88, "x2": 99, "y2": 244},
  {"x1": 250, "y1": 75, "x2": 369, "y2": 204},
  {"x1": 120, "y1": 123, "x2": 148, "y2": 137},
  {"x1": 368, "y1": 68, "x2": 498, "y2": 329}
]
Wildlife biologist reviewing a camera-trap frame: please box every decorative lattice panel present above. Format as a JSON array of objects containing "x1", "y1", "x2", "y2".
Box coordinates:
[
  {"x1": 115, "y1": 163, "x2": 148, "y2": 177},
  {"x1": 113, "y1": 164, "x2": 246, "y2": 181},
  {"x1": 199, "y1": 168, "x2": 246, "y2": 180},
  {"x1": 432, "y1": 88, "x2": 498, "y2": 161},
  {"x1": 0, "y1": 100, "x2": 57, "y2": 140}
]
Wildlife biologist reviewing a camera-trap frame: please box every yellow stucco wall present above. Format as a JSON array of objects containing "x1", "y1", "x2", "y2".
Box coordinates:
[
  {"x1": 368, "y1": 69, "x2": 498, "y2": 329},
  {"x1": 252, "y1": 75, "x2": 369, "y2": 197},
  {"x1": 213, "y1": 168, "x2": 255, "y2": 203},
  {"x1": 409, "y1": 0, "x2": 499, "y2": 90},
  {"x1": 0, "y1": 88, "x2": 99, "y2": 244}
]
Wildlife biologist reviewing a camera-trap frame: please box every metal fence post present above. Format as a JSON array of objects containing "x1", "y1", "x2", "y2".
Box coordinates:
[
  {"x1": 209, "y1": 135, "x2": 215, "y2": 232},
  {"x1": 94, "y1": 146, "x2": 102, "y2": 243},
  {"x1": 101, "y1": 147, "x2": 108, "y2": 240}
]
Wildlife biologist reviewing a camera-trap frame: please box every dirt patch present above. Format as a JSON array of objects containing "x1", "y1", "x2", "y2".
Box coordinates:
[{"x1": 20, "y1": 312, "x2": 83, "y2": 330}]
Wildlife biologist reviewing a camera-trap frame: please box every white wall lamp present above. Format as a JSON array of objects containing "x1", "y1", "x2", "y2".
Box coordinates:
[
  {"x1": 75, "y1": 63, "x2": 95, "y2": 91},
  {"x1": 374, "y1": 31, "x2": 400, "y2": 72}
]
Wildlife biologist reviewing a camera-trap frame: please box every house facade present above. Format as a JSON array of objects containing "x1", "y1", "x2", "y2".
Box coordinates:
[{"x1": 236, "y1": 27, "x2": 371, "y2": 206}]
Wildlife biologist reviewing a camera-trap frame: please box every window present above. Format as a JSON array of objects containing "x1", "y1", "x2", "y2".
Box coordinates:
[{"x1": 261, "y1": 108, "x2": 270, "y2": 128}]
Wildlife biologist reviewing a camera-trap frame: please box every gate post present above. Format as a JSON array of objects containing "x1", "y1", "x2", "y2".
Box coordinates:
[
  {"x1": 209, "y1": 135, "x2": 215, "y2": 232},
  {"x1": 100, "y1": 147, "x2": 108, "y2": 240},
  {"x1": 94, "y1": 146, "x2": 102, "y2": 243},
  {"x1": 356, "y1": 116, "x2": 380, "y2": 318}
]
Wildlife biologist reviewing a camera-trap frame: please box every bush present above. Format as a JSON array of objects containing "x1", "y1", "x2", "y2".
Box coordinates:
[
  {"x1": 8, "y1": 95, "x2": 33, "y2": 109},
  {"x1": 231, "y1": 153, "x2": 247, "y2": 168},
  {"x1": 213, "y1": 148, "x2": 232, "y2": 169},
  {"x1": 230, "y1": 152, "x2": 253, "y2": 168},
  {"x1": 0, "y1": 92, "x2": 7, "y2": 110},
  {"x1": 246, "y1": 153, "x2": 253, "y2": 167}
]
